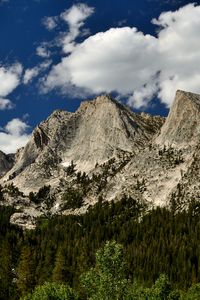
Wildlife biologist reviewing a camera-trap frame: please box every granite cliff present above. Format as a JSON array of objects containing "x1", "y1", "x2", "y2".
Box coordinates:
[
  {"x1": 1, "y1": 95, "x2": 163, "y2": 193},
  {"x1": 1, "y1": 90, "x2": 200, "y2": 228},
  {"x1": 0, "y1": 151, "x2": 14, "y2": 177}
]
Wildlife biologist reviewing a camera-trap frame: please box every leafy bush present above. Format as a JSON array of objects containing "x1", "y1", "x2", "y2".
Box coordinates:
[
  {"x1": 81, "y1": 241, "x2": 129, "y2": 300},
  {"x1": 20, "y1": 282, "x2": 79, "y2": 300},
  {"x1": 184, "y1": 283, "x2": 200, "y2": 299}
]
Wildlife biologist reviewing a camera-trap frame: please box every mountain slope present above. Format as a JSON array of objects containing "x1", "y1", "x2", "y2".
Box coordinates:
[
  {"x1": 103, "y1": 90, "x2": 200, "y2": 207},
  {"x1": 2, "y1": 90, "x2": 200, "y2": 228},
  {"x1": 155, "y1": 90, "x2": 200, "y2": 147},
  {"x1": 2, "y1": 95, "x2": 164, "y2": 193}
]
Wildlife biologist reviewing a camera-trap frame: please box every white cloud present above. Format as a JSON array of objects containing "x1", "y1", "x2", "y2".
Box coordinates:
[
  {"x1": 43, "y1": 3, "x2": 200, "y2": 108},
  {"x1": 23, "y1": 60, "x2": 51, "y2": 84},
  {"x1": 0, "y1": 119, "x2": 30, "y2": 153},
  {"x1": 42, "y1": 16, "x2": 58, "y2": 31},
  {"x1": 128, "y1": 81, "x2": 158, "y2": 109},
  {"x1": 5, "y1": 118, "x2": 28, "y2": 136},
  {"x1": 44, "y1": 27, "x2": 159, "y2": 102},
  {"x1": 39, "y1": 3, "x2": 94, "y2": 58},
  {"x1": 151, "y1": 3, "x2": 200, "y2": 106},
  {"x1": 60, "y1": 3, "x2": 94, "y2": 53},
  {"x1": 0, "y1": 63, "x2": 22, "y2": 110},
  {"x1": 23, "y1": 68, "x2": 40, "y2": 85},
  {"x1": 36, "y1": 45, "x2": 51, "y2": 58},
  {"x1": 0, "y1": 64, "x2": 29, "y2": 152},
  {"x1": 0, "y1": 98, "x2": 14, "y2": 110},
  {"x1": 0, "y1": 63, "x2": 22, "y2": 97}
]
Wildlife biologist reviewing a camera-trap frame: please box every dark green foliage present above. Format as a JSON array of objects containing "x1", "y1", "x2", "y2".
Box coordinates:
[
  {"x1": 20, "y1": 242, "x2": 200, "y2": 300},
  {"x1": 75, "y1": 171, "x2": 91, "y2": 195},
  {"x1": 8, "y1": 171, "x2": 16, "y2": 180},
  {"x1": 81, "y1": 240, "x2": 129, "y2": 299},
  {"x1": 20, "y1": 282, "x2": 79, "y2": 300},
  {"x1": 17, "y1": 246, "x2": 37, "y2": 295},
  {"x1": 126, "y1": 274, "x2": 181, "y2": 300},
  {"x1": 2, "y1": 198, "x2": 200, "y2": 299},
  {"x1": 29, "y1": 185, "x2": 55, "y2": 210},
  {"x1": 64, "y1": 161, "x2": 76, "y2": 176},
  {"x1": 0, "y1": 206, "x2": 23, "y2": 300},
  {"x1": 28, "y1": 191, "x2": 36, "y2": 203},
  {"x1": 62, "y1": 187, "x2": 84, "y2": 210},
  {"x1": 29, "y1": 185, "x2": 51, "y2": 204},
  {"x1": 0, "y1": 184, "x2": 4, "y2": 201},
  {"x1": 4, "y1": 183, "x2": 24, "y2": 197},
  {"x1": 184, "y1": 283, "x2": 200, "y2": 299},
  {"x1": 19, "y1": 199, "x2": 200, "y2": 294},
  {"x1": 158, "y1": 146, "x2": 184, "y2": 167}
]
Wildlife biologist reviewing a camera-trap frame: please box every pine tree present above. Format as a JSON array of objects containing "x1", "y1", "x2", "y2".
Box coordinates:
[
  {"x1": 52, "y1": 247, "x2": 68, "y2": 283},
  {"x1": 17, "y1": 246, "x2": 36, "y2": 296}
]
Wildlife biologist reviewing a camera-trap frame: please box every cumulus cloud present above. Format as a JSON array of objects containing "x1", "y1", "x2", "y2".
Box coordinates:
[
  {"x1": 0, "y1": 63, "x2": 29, "y2": 152},
  {"x1": 23, "y1": 68, "x2": 40, "y2": 85},
  {"x1": 42, "y1": 16, "x2": 58, "y2": 31},
  {"x1": 0, "y1": 98, "x2": 14, "y2": 110},
  {"x1": 0, "y1": 63, "x2": 22, "y2": 97},
  {"x1": 43, "y1": 3, "x2": 200, "y2": 108},
  {"x1": 0, "y1": 119, "x2": 30, "y2": 153},
  {"x1": 60, "y1": 3, "x2": 94, "y2": 53},
  {"x1": 151, "y1": 3, "x2": 200, "y2": 106},
  {"x1": 44, "y1": 27, "x2": 158, "y2": 96},
  {"x1": 23, "y1": 60, "x2": 51, "y2": 84},
  {"x1": 38, "y1": 3, "x2": 94, "y2": 59},
  {"x1": 36, "y1": 44, "x2": 51, "y2": 58},
  {"x1": 0, "y1": 63, "x2": 22, "y2": 109}
]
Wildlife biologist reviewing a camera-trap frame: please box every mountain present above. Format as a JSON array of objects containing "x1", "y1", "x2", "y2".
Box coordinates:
[
  {"x1": 103, "y1": 90, "x2": 200, "y2": 208},
  {"x1": 156, "y1": 90, "x2": 200, "y2": 147},
  {"x1": 1, "y1": 95, "x2": 164, "y2": 193},
  {"x1": 1, "y1": 90, "x2": 200, "y2": 228}
]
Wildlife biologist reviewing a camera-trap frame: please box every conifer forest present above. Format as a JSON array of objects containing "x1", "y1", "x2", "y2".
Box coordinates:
[{"x1": 1, "y1": 195, "x2": 200, "y2": 299}]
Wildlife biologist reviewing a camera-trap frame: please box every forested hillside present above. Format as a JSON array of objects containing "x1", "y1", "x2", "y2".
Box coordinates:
[{"x1": 1, "y1": 197, "x2": 200, "y2": 299}]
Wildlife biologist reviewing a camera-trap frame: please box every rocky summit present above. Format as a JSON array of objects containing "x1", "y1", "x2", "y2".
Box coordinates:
[
  {"x1": 1, "y1": 90, "x2": 200, "y2": 229},
  {"x1": 1, "y1": 94, "x2": 163, "y2": 193}
]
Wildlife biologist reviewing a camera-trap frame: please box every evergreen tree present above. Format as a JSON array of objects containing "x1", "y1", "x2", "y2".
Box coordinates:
[
  {"x1": 17, "y1": 246, "x2": 36, "y2": 296},
  {"x1": 0, "y1": 241, "x2": 15, "y2": 300},
  {"x1": 52, "y1": 247, "x2": 68, "y2": 283}
]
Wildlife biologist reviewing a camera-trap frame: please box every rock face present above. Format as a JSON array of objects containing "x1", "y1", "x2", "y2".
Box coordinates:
[
  {"x1": 2, "y1": 90, "x2": 200, "y2": 229},
  {"x1": 102, "y1": 90, "x2": 200, "y2": 207},
  {"x1": 155, "y1": 90, "x2": 200, "y2": 147},
  {"x1": 0, "y1": 151, "x2": 14, "y2": 177},
  {"x1": 1, "y1": 95, "x2": 164, "y2": 193}
]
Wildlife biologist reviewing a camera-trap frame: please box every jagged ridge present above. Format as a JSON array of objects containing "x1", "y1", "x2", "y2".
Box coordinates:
[
  {"x1": 1, "y1": 94, "x2": 164, "y2": 193},
  {"x1": 2, "y1": 90, "x2": 200, "y2": 229}
]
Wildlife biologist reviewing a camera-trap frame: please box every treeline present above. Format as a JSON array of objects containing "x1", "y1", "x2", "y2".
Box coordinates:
[
  {"x1": 1, "y1": 197, "x2": 200, "y2": 299},
  {"x1": 19, "y1": 241, "x2": 200, "y2": 300}
]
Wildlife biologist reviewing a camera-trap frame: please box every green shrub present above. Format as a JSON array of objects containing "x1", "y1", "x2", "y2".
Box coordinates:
[{"x1": 20, "y1": 282, "x2": 79, "y2": 300}]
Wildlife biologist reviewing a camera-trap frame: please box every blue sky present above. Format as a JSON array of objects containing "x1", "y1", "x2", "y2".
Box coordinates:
[{"x1": 0, "y1": 0, "x2": 198, "y2": 153}]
